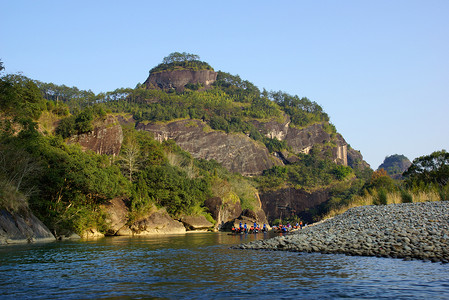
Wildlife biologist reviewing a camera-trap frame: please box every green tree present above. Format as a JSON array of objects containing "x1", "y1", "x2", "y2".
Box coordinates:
[
  {"x1": 404, "y1": 150, "x2": 449, "y2": 188},
  {"x1": 163, "y1": 52, "x2": 200, "y2": 64},
  {"x1": 332, "y1": 165, "x2": 353, "y2": 180},
  {"x1": 366, "y1": 168, "x2": 396, "y2": 192},
  {"x1": 56, "y1": 116, "x2": 76, "y2": 138},
  {"x1": 74, "y1": 108, "x2": 93, "y2": 133},
  {"x1": 0, "y1": 74, "x2": 46, "y2": 120}
]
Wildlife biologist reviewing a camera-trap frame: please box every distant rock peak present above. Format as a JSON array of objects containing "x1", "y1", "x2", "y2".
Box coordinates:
[{"x1": 144, "y1": 69, "x2": 217, "y2": 92}]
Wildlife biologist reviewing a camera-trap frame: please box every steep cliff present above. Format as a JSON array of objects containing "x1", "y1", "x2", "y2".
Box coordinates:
[
  {"x1": 259, "y1": 188, "x2": 330, "y2": 223},
  {"x1": 68, "y1": 115, "x2": 123, "y2": 156},
  {"x1": 251, "y1": 116, "x2": 348, "y2": 165},
  {"x1": 347, "y1": 146, "x2": 371, "y2": 171},
  {"x1": 144, "y1": 69, "x2": 217, "y2": 92},
  {"x1": 137, "y1": 119, "x2": 283, "y2": 176}
]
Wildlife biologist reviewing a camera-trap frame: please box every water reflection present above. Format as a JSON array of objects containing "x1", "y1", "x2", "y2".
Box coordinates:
[{"x1": 0, "y1": 232, "x2": 448, "y2": 299}]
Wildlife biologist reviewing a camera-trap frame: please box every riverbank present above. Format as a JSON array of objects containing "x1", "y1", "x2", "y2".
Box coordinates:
[{"x1": 234, "y1": 201, "x2": 449, "y2": 263}]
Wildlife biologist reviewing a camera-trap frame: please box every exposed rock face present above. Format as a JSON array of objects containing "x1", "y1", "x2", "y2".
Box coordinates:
[
  {"x1": 137, "y1": 119, "x2": 283, "y2": 176},
  {"x1": 115, "y1": 114, "x2": 136, "y2": 126},
  {"x1": 128, "y1": 210, "x2": 186, "y2": 235},
  {"x1": 347, "y1": 147, "x2": 371, "y2": 171},
  {"x1": 68, "y1": 115, "x2": 123, "y2": 156},
  {"x1": 101, "y1": 198, "x2": 129, "y2": 236},
  {"x1": 259, "y1": 188, "x2": 330, "y2": 223},
  {"x1": 180, "y1": 215, "x2": 213, "y2": 231},
  {"x1": 101, "y1": 199, "x2": 186, "y2": 235},
  {"x1": 0, "y1": 209, "x2": 55, "y2": 245},
  {"x1": 204, "y1": 197, "x2": 243, "y2": 231},
  {"x1": 252, "y1": 117, "x2": 348, "y2": 165},
  {"x1": 144, "y1": 69, "x2": 217, "y2": 92}
]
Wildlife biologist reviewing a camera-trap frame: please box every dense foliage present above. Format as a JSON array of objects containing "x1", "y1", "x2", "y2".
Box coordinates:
[
  {"x1": 150, "y1": 52, "x2": 214, "y2": 74},
  {"x1": 3, "y1": 54, "x2": 446, "y2": 234},
  {"x1": 257, "y1": 147, "x2": 354, "y2": 193},
  {"x1": 404, "y1": 150, "x2": 449, "y2": 189},
  {"x1": 267, "y1": 91, "x2": 330, "y2": 128},
  {"x1": 0, "y1": 67, "x2": 262, "y2": 233}
]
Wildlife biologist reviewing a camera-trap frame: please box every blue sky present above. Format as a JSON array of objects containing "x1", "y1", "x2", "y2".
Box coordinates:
[{"x1": 1, "y1": 0, "x2": 448, "y2": 169}]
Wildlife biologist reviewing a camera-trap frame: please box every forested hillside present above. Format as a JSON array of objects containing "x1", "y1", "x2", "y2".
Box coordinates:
[{"x1": 1, "y1": 54, "x2": 447, "y2": 236}]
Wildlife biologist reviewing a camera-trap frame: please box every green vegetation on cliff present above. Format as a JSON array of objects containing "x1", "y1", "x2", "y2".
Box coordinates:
[
  {"x1": 150, "y1": 52, "x2": 214, "y2": 74},
  {"x1": 3, "y1": 55, "x2": 446, "y2": 233},
  {"x1": 0, "y1": 67, "x2": 261, "y2": 233},
  {"x1": 0, "y1": 56, "x2": 344, "y2": 232},
  {"x1": 257, "y1": 151, "x2": 354, "y2": 192}
]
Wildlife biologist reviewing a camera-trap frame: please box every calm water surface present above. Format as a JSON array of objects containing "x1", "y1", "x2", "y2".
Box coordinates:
[{"x1": 0, "y1": 232, "x2": 448, "y2": 299}]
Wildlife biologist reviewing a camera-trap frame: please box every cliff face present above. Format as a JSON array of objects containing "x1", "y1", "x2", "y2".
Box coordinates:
[
  {"x1": 347, "y1": 147, "x2": 371, "y2": 171},
  {"x1": 259, "y1": 188, "x2": 330, "y2": 223},
  {"x1": 68, "y1": 115, "x2": 123, "y2": 156},
  {"x1": 137, "y1": 119, "x2": 283, "y2": 176},
  {"x1": 251, "y1": 116, "x2": 348, "y2": 165},
  {"x1": 144, "y1": 69, "x2": 217, "y2": 92},
  {"x1": 204, "y1": 197, "x2": 242, "y2": 230},
  {"x1": 0, "y1": 209, "x2": 55, "y2": 245}
]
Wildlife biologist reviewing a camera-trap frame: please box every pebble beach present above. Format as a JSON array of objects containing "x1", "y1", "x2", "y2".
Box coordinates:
[{"x1": 235, "y1": 201, "x2": 449, "y2": 263}]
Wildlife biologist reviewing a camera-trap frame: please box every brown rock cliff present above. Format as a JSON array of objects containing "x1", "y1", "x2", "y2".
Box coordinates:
[
  {"x1": 251, "y1": 116, "x2": 349, "y2": 165},
  {"x1": 144, "y1": 69, "x2": 217, "y2": 92},
  {"x1": 137, "y1": 119, "x2": 283, "y2": 176},
  {"x1": 68, "y1": 115, "x2": 123, "y2": 156},
  {"x1": 0, "y1": 209, "x2": 55, "y2": 244},
  {"x1": 259, "y1": 188, "x2": 330, "y2": 224}
]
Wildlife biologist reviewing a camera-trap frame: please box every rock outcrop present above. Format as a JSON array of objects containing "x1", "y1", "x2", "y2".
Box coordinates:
[
  {"x1": 204, "y1": 197, "x2": 242, "y2": 231},
  {"x1": 0, "y1": 209, "x2": 55, "y2": 245},
  {"x1": 126, "y1": 210, "x2": 186, "y2": 235},
  {"x1": 251, "y1": 117, "x2": 348, "y2": 165},
  {"x1": 137, "y1": 119, "x2": 283, "y2": 176},
  {"x1": 347, "y1": 146, "x2": 371, "y2": 171},
  {"x1": 259, "y1": 188, "x2": 329, "y2": 223},
  {"x1": 101, "y1": 198, "x2": 129, "y2": 236},
  {"x1": 102, "y1": 199, "x2": 187, "y2": 235},
  {"x1": 180, "y1": 215, "x2": 213, "y2": 231},
  {"x1": 68, "y1": 115, "x2": 123, "y2": 156},
  {"x1": 144, "y1": 69, "x2": 217, "y2": 92}
]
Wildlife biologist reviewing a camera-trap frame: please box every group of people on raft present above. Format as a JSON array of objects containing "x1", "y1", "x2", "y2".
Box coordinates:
[
  {"x1": 231, "y1": 222, "x2": 268, "y2": 234},
  {"x1": 272, "y1": 221, "x2": 305, "y2": 233},
  {"x1": 231, "y1": 221, "x2": 306, "y2": 234}
]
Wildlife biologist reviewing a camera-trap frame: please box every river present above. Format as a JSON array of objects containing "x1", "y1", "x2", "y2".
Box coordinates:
[{"x1": 0, "y1": 232, "x2": 448, "y2": 299}]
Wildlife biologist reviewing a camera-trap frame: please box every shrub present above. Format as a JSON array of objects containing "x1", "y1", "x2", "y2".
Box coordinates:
[
  {"x1": 374, "y1": 189, "x2": 388, "y2": 205},
  {"x1": 400, "y1": 189, "x2": 413, "y2": 203}
]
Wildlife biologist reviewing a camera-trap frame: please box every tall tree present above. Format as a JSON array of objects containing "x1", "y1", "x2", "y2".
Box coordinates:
[
  {"x1": 119, "y1": 139, "x2": 141, "y2": 182},
  {"x1": 404, "y1": 150, "x2": 449, "y2": 188}
]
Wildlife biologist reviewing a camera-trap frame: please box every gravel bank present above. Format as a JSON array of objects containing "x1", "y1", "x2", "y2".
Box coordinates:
[{"x1": 234, "y1": 201, "x2": 449, "y2": 263}]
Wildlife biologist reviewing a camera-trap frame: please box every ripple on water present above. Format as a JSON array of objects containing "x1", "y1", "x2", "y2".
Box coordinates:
[{"x1": 0, "y1": 233, "x2": 448, "y2": 299}]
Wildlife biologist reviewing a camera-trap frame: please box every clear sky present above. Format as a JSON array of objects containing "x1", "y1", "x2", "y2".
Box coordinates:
[{"x1": 1, "y1": 0, "x2": 448, "y2": 169}]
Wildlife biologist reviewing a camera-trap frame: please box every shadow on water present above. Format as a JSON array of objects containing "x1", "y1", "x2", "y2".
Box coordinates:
[{"x1": 0, "y1": 232, "x2": 448, "y2": 299}]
